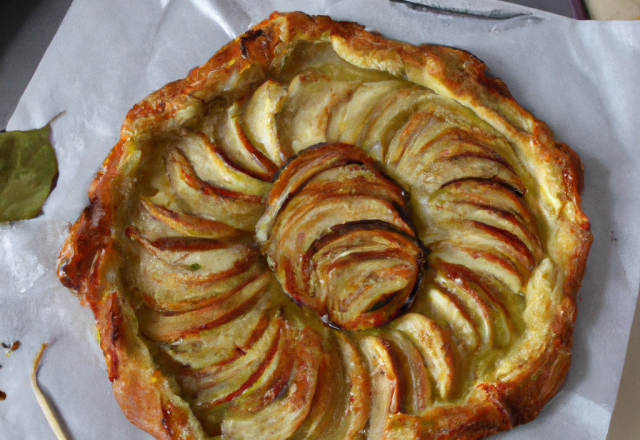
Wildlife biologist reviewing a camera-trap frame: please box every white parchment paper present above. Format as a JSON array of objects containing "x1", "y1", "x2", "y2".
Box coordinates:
[{"x1": 2, "y1": 0, "x2": 639, "y2": 438}]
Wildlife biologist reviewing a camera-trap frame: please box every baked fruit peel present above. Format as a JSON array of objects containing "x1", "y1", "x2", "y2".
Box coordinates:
[{"x1": 57, "y1": 11, "x2": 592, "y2": 440}]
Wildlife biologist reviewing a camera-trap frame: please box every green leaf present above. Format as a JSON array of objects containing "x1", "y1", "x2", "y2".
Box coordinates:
[{"x1": 0, "y1": 124, "x2": 58, "y2": 222}]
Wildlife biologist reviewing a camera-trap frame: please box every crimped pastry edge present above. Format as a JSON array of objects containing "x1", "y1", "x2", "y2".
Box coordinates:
[{"x1": 57, "y1": 11, "x2": 592, "y2": 440}]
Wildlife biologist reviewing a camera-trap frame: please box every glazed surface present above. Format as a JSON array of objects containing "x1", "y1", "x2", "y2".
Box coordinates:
[{"x1": 57, "y1": 12, "x2": 592, "y2": 440}]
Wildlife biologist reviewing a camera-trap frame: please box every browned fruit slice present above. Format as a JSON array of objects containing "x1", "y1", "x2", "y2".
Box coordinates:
[
  {"x1": 320, "y1": 234, "x2": 421, "y2": 329},
  {"x1": 287, "y1": 349, "x2": 337, "y2": 440},
  {"x1": 329, "y1": 332, "x2": 371, "y2": 439},
  {"x1": 162, "y1": 298, "x2": 274, "y2": 369},
  {"x1": 230, "y1": 321, "x2": 296, "y2": 414},
  {"x1": 357, "y1": 87, "x2": 430, "y2": 161},
  {"x1": 278, "y1": 74, "x2": 360, "y2": 154},
  {"x1": 256, "y1": 143, "x2": 379, "y2": 245},
  {"x1": 139, "y1": 196, "x2": 249, "y2": 239},
  {"x1": 413, "y1": 282, "x2": 480, "y2": 353},
  {"x1": 186, "y1": 312, "x2": 284, "y2": 409},
  {"x1": 358, "y1": 335, "x2": 400, "y2": 439},
  {"x1": 428, "y1": 180, "x2": 542, "y2": 258},
  {"x1": 166, "y1": 146, "x2": 265, "y2": 230},
  {"x1": 400, "y1": 128, "x2": 526, "y2": 196},
  {"x1": 434, "y1": 261, "x2": 513, "y2": 349},
  {"x1": 430, "y1": 242, "x2": 524, "y2": 294},
  {"x1": 221, "y1": 327, "x2": 323, "y2": 440},
  {"x1": 216, "y1": 101, "x2": 279, "y2": 182},
  {"x1": 379, "y1": 329, "x2": 431, "y2": 414},
  {"x1": 391, "y1": 313, "x2": 456, "y2": 400},
  {"x1": 136, "y1": 257, "x2": 264, "y2": 313},
  {"x1": 132, "y1": 233, "x2": 260, "y2": 308},
  {"x1": 137, "y1": 271, "x2": 272, "y2": 342},
  {"x1": 243, "y1": 80, "x2": 290, "y2": 166},
  {"x1": 328, "y1": 80, "x2": 408, "y2": 144},
  {"x1": 176, "y1": 131, "x2": 272, "y2": 197}
]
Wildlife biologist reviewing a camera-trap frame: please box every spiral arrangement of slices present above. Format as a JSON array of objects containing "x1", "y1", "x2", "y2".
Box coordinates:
[
  {"x1": 256, "y1": 143, "x2": 425, "y2": 331},
  {"x1": 116, "y1": 50, "x2": 546, "y2": 437},
  {"x1": 57, "y1": 14, "x2": 591, "y2": 438}
]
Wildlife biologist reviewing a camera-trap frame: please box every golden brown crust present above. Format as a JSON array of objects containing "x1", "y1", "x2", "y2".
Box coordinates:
[{"x1": 57, "y1": 11, "x2": 591, "y2": 440}]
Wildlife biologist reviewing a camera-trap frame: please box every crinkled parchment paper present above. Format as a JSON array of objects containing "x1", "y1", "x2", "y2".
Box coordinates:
[{"x1": 2, "y1": 0, "x2": 639, "y2": 438}]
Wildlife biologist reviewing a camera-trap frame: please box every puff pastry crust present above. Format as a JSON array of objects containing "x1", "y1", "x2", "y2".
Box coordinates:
[{"x1": 57, "y1": 12, "x2": 592, "y2": 440}]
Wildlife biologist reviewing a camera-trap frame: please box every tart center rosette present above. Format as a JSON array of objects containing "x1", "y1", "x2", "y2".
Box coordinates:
[
  {"x1": 256, "y1": 143, "x2": 425, "y2": 330},
  {"x1": 57, "y1": 12, "x2": 591, "y2": 440}
]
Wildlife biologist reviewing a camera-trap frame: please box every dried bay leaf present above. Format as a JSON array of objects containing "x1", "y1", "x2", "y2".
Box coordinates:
[{"x1": 0, "y1": 124, "x2": 58, "y2": 221}]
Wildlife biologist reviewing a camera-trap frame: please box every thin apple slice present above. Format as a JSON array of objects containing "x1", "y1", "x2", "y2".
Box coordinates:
[
  {"x1": 126, "y1": 226, "x2": 251, "y2": 267},
  {"x1": 269, "y1": 196, "x2": 414, "y2": 311},
  {"x1": 288, "y1": 332, "x2": 373, "y2": 440},
  {"x1": 230, "y1": 322, "x2": 295, "y2": 414},
  {"x1": 386, "y1": 92, "x2": 501, "y2": 168},
  {"x1": 270, "y1": 195, "x2": 413, "y2": 262},
  {"x1": 256, "y1": 144, "x2": 377, "y2": 245},
  {"x1": 413, "y1": 283, "x2": 480, "y2": 353},
  {"x1": 386, "y1": 110, "x2": 438, "y2": 167},
  {"x1": 217, "y1": 102, "x2": 279, "y2": 182},
  {"x1": 327, "y1": 80, "x2": 407, "y2": 144},
  {"x1": 186, "y1": 312, "x2": 283, "y2": 408},
  {"x1": 398, "y1": 129, "x2": 526, "y2": 196},
  {"x1": 268, "y1": 194, "x2": 414, "y2": 268},
  {"x1": 220, "y1": 327, "x2": 323, "y2": 440},
  {"x1": 298, "y1": 164, "x2": 407, "y2": 207},
  {"x1": 428, "y1": 200, "x2": 542, "y2": 262},
  {"x1": 435, "y1": 260, "x2": 513, "y2": 349},
  {"x1": 265, "y1": 174, "x2": 412, "y2": 260},
  {"x1": 465, "y1": 220, "x2": 533, "y2": 274},
  {"x1": 188, "y1": 309, "x2": 281, "y2": 380},
  {"x1": 132, "y1": 233, "x2": 256, "y2": 280},
  {"x1": 132, "y1": 196, "x2": 186, "y2": 241},
  {"x1": 162, "y1": 297, "x2": 273, "y2": 369},
  {"x1": 278, "y1": 74, "x2": 360, "y2": 153},
  {"x1": 140, "y1": 196, "x2": 249, "y2": 240},
  {"x1": 391, "y1": 313, "x2": 456, "y2": 400},
  {"x1": 176, "y1": 131, "x2": 271, "y2": 197},
  {"x1": 137, "y1": 271, "x2": 272, "y2": 342},
  {"x1": 287, "y1": 349, "x2": 337, "y2": 440},
  {"x1": 310, "y1": 228, "x2": 419, "y2": 309},
  {"x1": 431, "y1": 179, "x2": 535, "y2": 227},
  {"x1": 243, "y1": 80, "x2": 290, "y2": 165},
  {"x1": 323, "y1": 250, "x2": 419, "y2": 330},
  {"x1": 132, "y1": 231, "x2": 259, "y2": 292},
  {"x1": 133, "y1": 246, "x2": 260, "y2": 311},
  {"x1": 471, "y1": 282, "x2": 512, "y2": 349},
  {"x1": 357, "y1": 87, "x2": 430, "y2": 161},
  {"x1": 303, "y1": 163, "x2": 398, "y2": 195},
  {"x1": 423, "y1": 217, "x2": 534, "y2": 279},
  {"x1": 357, "y1": 334, "x2": 400, "y2": 440},
  {"x1": 434, "y1": 274, "x2": 495, "y2": 349},
  {"x1": 379, "y1": 329, "x2": 431, "y2": 415},
  {"x1": 295, "y1": 178, "x2": 406, "y2": 211},
  {"x1": 136, "y1": 258, "x2": 265, "y2": 313},
  {"x1": 468, "y1": 269, "x2": 525, "y2": 333},
  {"x1": 429, "y1": 241, "x2": 523, "y2": 294},
  {"x1": 418, "y1": 153, "x2": 526, "y2": 198},
  {"x1": 166, "y1": 146, "x2": 265, "y2": 231},
  {"x1": 329, "y1": 332, "x2": 371, "y2": 440},
  {"x1": 428, "y1": 180, "x2": 541, "y2": 256}
]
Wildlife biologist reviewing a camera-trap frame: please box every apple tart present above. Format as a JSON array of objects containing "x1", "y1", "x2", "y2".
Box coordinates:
[{"x1": 57, "y1": 12, "x2": 592, "y2": 440}]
